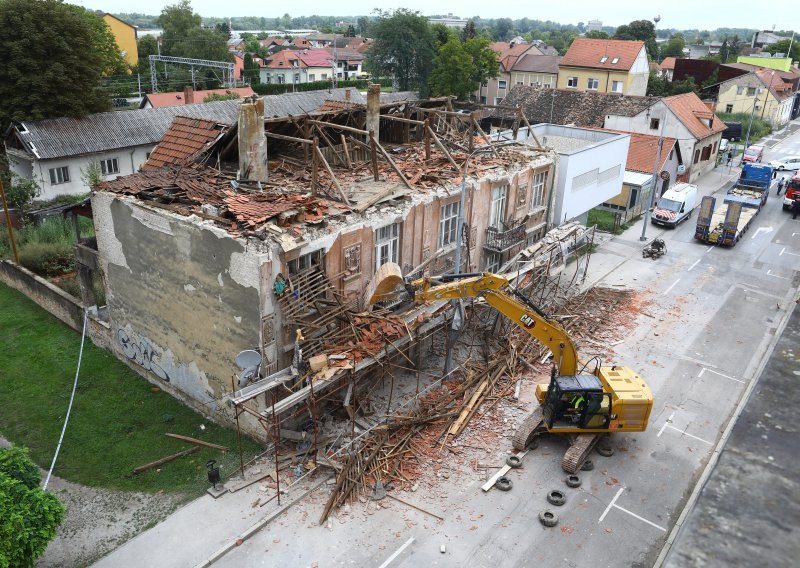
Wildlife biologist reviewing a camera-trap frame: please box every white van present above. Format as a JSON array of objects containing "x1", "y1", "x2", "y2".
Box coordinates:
[{"x1": 652, "y1": 183, "x2": 699, "y2": 228}]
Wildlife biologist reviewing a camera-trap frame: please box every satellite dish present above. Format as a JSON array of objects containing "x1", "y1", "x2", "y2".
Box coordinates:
[
  {"x1": 235, "y1": 349, "x2": 262, "y2": 369},
  {"x1": 239, "y1": 365, "x2": 259, "y2": 389}
]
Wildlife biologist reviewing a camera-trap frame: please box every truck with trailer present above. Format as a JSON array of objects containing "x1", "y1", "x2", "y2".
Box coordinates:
[
  {"x1": 694, "y1": 162, "x2": 772, "y2": 246},
  {"x1": 652, "y1": 183, "x2": 698, "y2": 228}
]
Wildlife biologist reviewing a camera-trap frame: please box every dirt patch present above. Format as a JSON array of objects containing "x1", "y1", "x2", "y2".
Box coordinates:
[{"x1": 1, "y1": 435, "x2": 187, "y2": 568}]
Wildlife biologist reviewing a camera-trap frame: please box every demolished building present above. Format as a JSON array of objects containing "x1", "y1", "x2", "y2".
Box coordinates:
[{"x1": 83, "y1": 89, "x2": 557, "y2": 440}]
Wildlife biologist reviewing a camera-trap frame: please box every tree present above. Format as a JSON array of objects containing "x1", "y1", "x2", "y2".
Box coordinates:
[
  {"x1": 345, "y1": 25, "x2": 356, "y2": 37},
  {"x1": 138, "y1": 35, "x2": 159, "y2": 61},
  {"x1": 494, "y1": 18, "x2": 513, "y2": 41},
  {"x1": 765, "y1": 38, "x2": 800, "y2": 62},
  {"x1": 464, "y1": 37, "x2": 499, "y2": 91},
  {"x1": 585, "y1": 30, "x2": 610, "y2": 39},
  {"x1": 660, "y1": 33, "x2": 686, "y2": 59},
  {"x1": 461, "y1": 20, "x2": 477, "y2": 42},
  {"x1": 357, "y1": 16, "x2": 369, "y2": 36},
  {"x1": 429, "y1": 39, "x2": 475, "y2": 99},
  {"x1": 156, "y1": 0, "x2": 201, "y2": 55},
  {"x1": 431, "y1": 23, "x2": 457, "y2": 49},
  {"x1": 366, "y1": 9, "x2": 436, "y2": 94},
  {"x1": 0, "y1": 446, "x2": 64, "y2": 567},
  {"x1": 203, "y1": 92, "x2": 241, "y2": 102},
  {"x1": 0, "y1": 170, "x2": 40, "y2": 211},
  {"x1": 243, "y1": 53, "x2": 261, "y2": 85},
  {"x1": 0, "y1": 0, "x2": 122, "y2": 128},
  {"x1": 614, "y1": 19, "x2": 658, "y2": 59}
]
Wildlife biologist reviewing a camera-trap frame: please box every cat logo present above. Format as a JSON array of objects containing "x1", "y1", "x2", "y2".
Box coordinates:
[{"x1": 520, "y1": 314, "x2": 535, "y2": 328}]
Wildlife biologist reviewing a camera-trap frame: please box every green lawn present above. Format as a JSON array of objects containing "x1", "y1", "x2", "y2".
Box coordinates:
[
  {"x1": 0, "y1": 282, "x2": 262, "y2": 495},
  {"x1": 587, "y1": 208, "x2": 629, "y2": 234}
]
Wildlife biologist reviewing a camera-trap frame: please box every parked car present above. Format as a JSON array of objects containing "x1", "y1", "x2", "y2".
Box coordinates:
[
  {"x1": 769, "y1": 156, "x2": 800, "y2": 171},
  {"x1": 719, "y1": 138, "x2": 729, "y2": 153},
  {"x1": 742, "y1": 145, "x2": 764, "y2": 163}
]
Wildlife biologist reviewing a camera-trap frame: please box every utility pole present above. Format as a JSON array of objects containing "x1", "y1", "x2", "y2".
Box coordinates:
[
  {"x1": 741, "y1": 96, "x2": 758, "y2": 166},
  {"x1": 0, "y1": 179, "x2": 20, "y2": 264},
  {"x1": 640, "y1": 112, "x2": 666, "y2": 242}
]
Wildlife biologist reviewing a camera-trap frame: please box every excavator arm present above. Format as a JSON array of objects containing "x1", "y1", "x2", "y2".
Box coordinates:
[{"x1": 410, "y1": 272, "x2": 579, "y2": 376}]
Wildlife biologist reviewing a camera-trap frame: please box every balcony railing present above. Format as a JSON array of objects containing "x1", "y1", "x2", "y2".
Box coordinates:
[{"x1": 484, "y1": 221, "x2": 526, "y2": 253}]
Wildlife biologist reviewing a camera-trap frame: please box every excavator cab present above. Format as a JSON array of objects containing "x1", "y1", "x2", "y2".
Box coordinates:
[{"x1": 541, "y1": 374, "x2": 612, "y2": 431}]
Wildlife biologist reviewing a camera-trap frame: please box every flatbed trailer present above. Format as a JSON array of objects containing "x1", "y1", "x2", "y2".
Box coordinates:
[{"x1": 696, "y1": 197, "x2": 758, "y2": 245}]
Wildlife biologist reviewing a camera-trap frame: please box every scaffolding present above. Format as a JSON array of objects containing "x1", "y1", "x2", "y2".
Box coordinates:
[{"x1": 148, "y1": 55, "x2": 236, "y2": 92}]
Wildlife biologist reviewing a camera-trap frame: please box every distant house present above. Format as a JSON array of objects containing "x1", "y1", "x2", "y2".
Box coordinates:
[
  {"x1": 557, "y1": 38, "x2": 649, "y2": 96},
  {"x1": 659, "y1": 57, "x2": 677, "y2": 81},
  {"x1": 717, "y1": 69, "x2": 796, "y2": 127},
  {"x1": 510, "y1": 54, "x2": 561, "y2": 90},
  {"x1": 604, "y1": 92, "x2": 727, "y2": 182},
  {"x1": 476, "y1": 42, "x2": 553, "y2": 105},
  {"x1": 98, "y1": 12, "x2": 138, "y2": 67},
  {"x1": 140, "y1": 87, "x2": 256, "y2": 109}
]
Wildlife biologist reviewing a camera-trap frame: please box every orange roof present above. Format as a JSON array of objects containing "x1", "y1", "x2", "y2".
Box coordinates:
[
  {"x1": 660, "y1": 57, "x2": 677, "y2": 70},
  {"x1": 142, "y1": 116, "x2": 230, "y2": 170},
  {"x1": 561, "y1": 38, "x2": 645, "y2": 71},
  {"x1": 624, "y1": 132, "x2": 678, "y2": 173},
  {"x1": 663, "y1": 92, "x2": 727, "y2": 140},
  {"x1": 264, "y1": 50, "x2": 305, "y2": 70},
  {"x1": 756, "y1": 68, "x2": 794, "y2": 100},
  {"x1": 144, "y1": 87, "x2": 255, "y2": 108},
  {"x1": 489, "y1": 42, "x2": 531, "y2": 72}
]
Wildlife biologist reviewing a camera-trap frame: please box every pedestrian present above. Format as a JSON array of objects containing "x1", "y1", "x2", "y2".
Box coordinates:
[
  {"x1": 726, "y1": 149, "x2": 733, "y2": 166},
  {"x1": 792, "y1": 198, "x2": 800, "y2": 220},
  {"x1": 777, "y1": 177, "x2": 785, "y2": 196}
]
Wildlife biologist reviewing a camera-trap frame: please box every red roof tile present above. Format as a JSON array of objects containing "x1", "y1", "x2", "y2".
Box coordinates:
[
  {"x1": 142, "y1": 116, "x2": 229, "y2": 170},
  {"x1": 623, "y1": 132, "x2": 677, "y2": 173},
  {"x1": 663, "y1": 92, "x2": 727, "y2": 140},
  {"x1": 659, "y1": 57, "x2": 677, "y2": 70},
  {"x1": 264, "y1": 50, "x2": 306, "y2": 69},
  {"x1": 560, "y1": 38, "x2": 645, "y2": 71}
]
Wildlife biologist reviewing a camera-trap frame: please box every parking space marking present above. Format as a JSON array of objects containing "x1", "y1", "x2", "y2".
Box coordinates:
[
  {"x1": 663, "y1": 424, "x2": 713, "y2": 445},
  {"x1": 598, "y1": 486, "x2": 667, "y2": 532},
  {"x1": 767, "y1": 269, "x2": 789, "y2": 280},
  {"x1": 687, "y1": 259, "x2": 700, "y2": 272},
  {"x1": 779, "y1": 247, "x2": 800, "y2": 257},
  {"x1": 698, "y1": 367, "x2": 744, "y2": 384},
  {"x1": 663, "y1": 279, "x2": 680, "y2": 295},
  {"x1": 377, "y1": 537, "x2": 414, "y2": 568},
  {"x1": 704, "y1": 246, "x2": 714, "y2": 254},
  {"x1": 656, "y1": 412, "x2": 675, "y2": 438}
]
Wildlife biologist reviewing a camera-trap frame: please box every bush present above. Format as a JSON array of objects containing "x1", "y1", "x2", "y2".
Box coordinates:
[
  {"x1": 18, "y1": 242, "x2": 75, "y2": 277},
  {"x1": 716, "y1": 112, "x2": 771, "y2": 142}
]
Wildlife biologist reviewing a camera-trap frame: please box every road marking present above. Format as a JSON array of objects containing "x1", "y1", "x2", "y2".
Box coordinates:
[
  {"x1": 663, "y1": 279, "x2": 681, "y2": 295},
  {"x1": 377, "y1": 537, "x2": 415, "y2": 568},
  {"x1": 779, "y1": 247, "x2": 800, "y2": 257},
  {"x1": 612, "y1": 505, "x2": 667, "y2": 532},
  {"x1": 687, "y1": 259, "x2": 700, "y2": 272},
  {"x1": 792, "y1": 233, "x2": 800, "y2": 237},
  {"x1": 698, "y1": 367, "x2": 744, "y2": 383},
  {"x1": 599, "y1": 487, "x2": 625, "y2": 523},
  {"x1": 751, "y1": 227, "x2": 772, "y2": 239},
  {"x1": 766, "y1": 269, "x2": 788, "y2": 280},
  {"x1": 664, "y1": 424, "x2": 713, "y2": 445},
  {"x1": 704, "y1": 246, "x2": 714, "y2": 254},
  {"x1": 657, "y1": 412, "x2": 675, "y2": 438}
]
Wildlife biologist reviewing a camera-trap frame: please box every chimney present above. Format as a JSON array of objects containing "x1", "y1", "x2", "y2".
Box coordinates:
[
  {"x1": 366, "y1": 83, "x2": 381, "y2": 143},
  {"x1": 183, "y1": 86, "x2": 194, "y2": 105},
  {"x1": 238, "y1": 96, "x2": 269, "y2": 182}
]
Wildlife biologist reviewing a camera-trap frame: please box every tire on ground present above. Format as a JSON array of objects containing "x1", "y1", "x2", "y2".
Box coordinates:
[
  {"x1": 565, "y1": 474, "x2": 582, "y2": 488},
  {"x1": 496, "y1": 477, "x2": 513, "y2": 491},
  {"x1": 506, "y1": 455, "x2": 522, "y2": 468},
  {"x1": 597, "y1": 446, "x2": 614, "y2": 457},
  {"x1": 539, "y1": 510, "x2": 559, "y2": 527},
  {"x1": 547, "y1": 490, "x2": 566, "y2": 506},
  {"x1": 581, "y1": 459, "x2": 594, "y2": 471}
]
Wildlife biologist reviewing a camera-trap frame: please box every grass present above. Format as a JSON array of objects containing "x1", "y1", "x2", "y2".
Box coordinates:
[
  {"x1": 587, "y1": 208, "x2": 629, "y2": 235},
  {"x1": 716, "y1": 111, "x2": 772, "y2": 143},
  {"x1": 0, "y1": 283, "x2": 263, "y2": 495}
]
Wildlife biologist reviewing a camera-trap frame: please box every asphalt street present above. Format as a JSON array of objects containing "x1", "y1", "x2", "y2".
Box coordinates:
[{"x1": 93, "y1": 121, "x2": 800, "y2": 568}]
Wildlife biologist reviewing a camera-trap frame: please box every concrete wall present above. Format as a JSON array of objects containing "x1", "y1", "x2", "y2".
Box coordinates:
[
  {"x1": 0, "y1": 260, "x2": 84, "y2": 330},
  {"x1": 92, "y1": 192, "x2": 268, "y2": 434},
  {"x1": 7, "y1": 146, "x2": 154, "y2": 201}
]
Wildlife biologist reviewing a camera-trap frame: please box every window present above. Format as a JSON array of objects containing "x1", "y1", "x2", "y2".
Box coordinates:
[
  {"x1": 650, "y1": 118, "x2": 660, "y2": 130},
  {"x1": 485, "y1": 252, "x2": 501, "y2": 273},
  {"x1": 611, "y1": 80, "x2": 623, "y2": 93},
  {"x1": 375, "y1": 223, "x2": 400, "y2": 270},
  {"x1": 321, "y1": 73, "x2": 328, "y2": 80},
  {"x1": 693, "y1": 149, "x2": 700, "y2": 164},
  {"x1": 494, "y1": 97, "x2": 504, "y2": 105},
  {"x1": 265, "y1": 74, "x2": 272, "y2": 84},
  {"x1": 480, "y1": 96, "x2": 487, "y2": 104},
  {"x1": 100, "y1": 158, "x2": 119, "y2": 175},
  {"x1": 277, "y1": 74, "x2": 285, "y2": 84},
  {"x1": 498, "y1": 80, "x2": 507, "y2": 89},
  {"x1": 713, "y1": 141, "x2": 718, "y2": 154},
  {"x1": 746, "y1": 87, "x2": 756, "y2": 96},
  {"x1": 725, "y1": 104, "x2": 733, "y2": 113},
  {"x1": 611, "y1": 57, "x2": 619, "y2": 64},
  {"x1": 701, "y1": 145, "x2": 712, "y2": 161},
  {"x1": 48, "y1": 166, "x2": 69, "y2": 185},
  {"x1": 309, "y1": 74, "x2": 315, "y2": 81},
  {"x1": 288, "y1": 250, "x2": 323, "y2": 274},
  {"x1": 294, "y1": 73, "x2": 300, "y2": 83},
  {"x1": 516, "y1": 81, "x2": 524, "y2": 86},
  {"x1": 481, "y1": 81, "x2": 488, "y2": 87},
  {"x1": 531, "y1": 172, "x2": 547, "y2": 208},
  {"x1": 736, "y1": 86, "x2": 744, "y2": 95},
  {"x1": 489, "y1": 185, "x2": 508, "y2": 229},
  {"x1": 567, "y1": 76, "x2": 578, "y2": 88},
  {"x1": 587, "y1": 78, "x2": 599, "y2": 90},
  {"x1": 600, "y1": 55, "x2": 608, "y2": 63},
  {"x1": 438, "y1": 202, "x2": 460, "y2": 248}
]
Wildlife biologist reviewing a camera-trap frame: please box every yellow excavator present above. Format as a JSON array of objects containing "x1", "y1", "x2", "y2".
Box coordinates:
[{"x1": 372, "y1": 265, "x2": 653, "y2": 473}]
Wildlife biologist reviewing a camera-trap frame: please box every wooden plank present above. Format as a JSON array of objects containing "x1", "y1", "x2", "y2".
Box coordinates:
[
  {"x1": 165, "y1": 433, "x2": 229, "y2": 452},
  {"x1": 308, "y1": 119, "x2": 369, "y2": 136},
  {"x1": 314, "y1": 146, "x2": 350, "y2": 205},
  {"x1": 130, "y1": 446, "x2": 199, "y2": 476},
  {"x1": 481, "y1": 450, "x2": 527, "y2": 491},
  {"x1": 426, "y1": 125, "x2": 460, "y2": 172},
  {"x1": 448, "y1": 379, "x2": 489, "y2": 435},
  {"x1": 265, "y1": 132, "x2": 312, "y2": 145}
]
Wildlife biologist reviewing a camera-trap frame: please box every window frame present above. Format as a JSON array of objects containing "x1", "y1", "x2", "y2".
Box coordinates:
[
  {"x1": 611, "y1": 80, "x2": 623, "y2": 93},
  {"x1": 48, "y1": 166, "x2": 70, "y2": 185},
  {"x1": 375, "y1": 223, "x2": 400, "y2": 271},
  {"x1": 438, "y1": 201, "x2": 460, "y2": 249},
  {"x1": 650, "y1": 118, "x2": 660, "y2": 130},
  {"x1": 531, "y1": 172, "x2": 547, "y2": 208},
  {"x1": 567, "y1": 76, "x2": 578, "y2": 88},
  {"x1": 498, "y1": 79, "x2": 507, "y2": 90},
  {"x1": 587, "y1": 78, "x2": 599, "y2": 90},
  {"x1": 489, "y1": 185, "x2": 508, "y2": 230},
  {"x1": 100, "y1": 158, "x2": 119, "y2": 176}
]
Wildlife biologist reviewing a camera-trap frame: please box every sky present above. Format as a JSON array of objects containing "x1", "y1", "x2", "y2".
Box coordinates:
[{"x1": 81, "y1": 0, "x2": 794, "y2": 32}]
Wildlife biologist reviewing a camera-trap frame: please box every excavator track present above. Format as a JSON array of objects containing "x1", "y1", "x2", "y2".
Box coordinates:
[
  {"x1": 512, "y1": 406, "x2": 545, "y2": 451},
  {"x1": 561, "y1": 434, "x2": 602, "y2": 473}
]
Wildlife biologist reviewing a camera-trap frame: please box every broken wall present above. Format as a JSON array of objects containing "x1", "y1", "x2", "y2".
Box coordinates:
[{"x1": 92, "y1": 192, "x2": 269, "y2": 435}]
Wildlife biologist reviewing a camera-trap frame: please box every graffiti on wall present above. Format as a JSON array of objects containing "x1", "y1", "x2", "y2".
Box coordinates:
[{"x1": 117, "y1": 329, "x2": 171, "y2": 382}]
